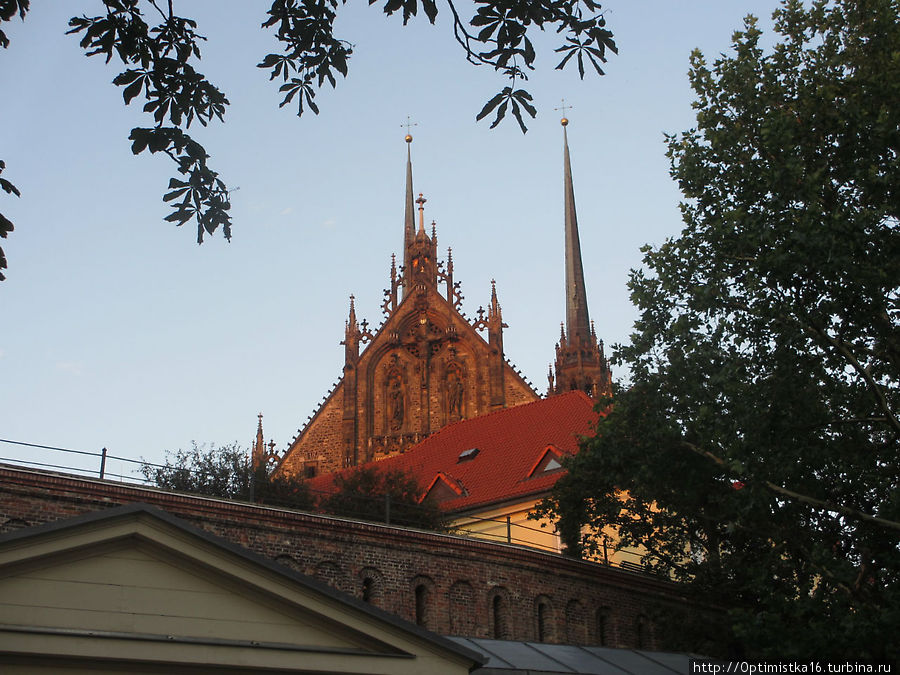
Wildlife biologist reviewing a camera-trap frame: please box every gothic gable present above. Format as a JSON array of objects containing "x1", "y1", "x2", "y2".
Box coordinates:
[{"x1": 279, "y1": 227, "x2": 538, "y2": 476}]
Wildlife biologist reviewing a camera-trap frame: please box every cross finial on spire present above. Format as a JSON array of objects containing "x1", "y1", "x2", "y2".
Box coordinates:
[
  {"x1": 402, "y1": 115, "x2": 417, "y2": 143},
  {"x1": 555, "y1": 98, "x2": 572, "y2": 126}
]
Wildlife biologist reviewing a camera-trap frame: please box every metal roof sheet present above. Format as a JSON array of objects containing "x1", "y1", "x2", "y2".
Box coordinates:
[{"x1": 447, "y1": 637, "x2": 695, "y2": 675}]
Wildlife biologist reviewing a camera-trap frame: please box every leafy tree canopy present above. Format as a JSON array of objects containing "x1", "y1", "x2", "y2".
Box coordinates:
[
  {"x1": 141, "y1": 441, "x2": 314, "y2": 510},
  {"x1": 537, "y1": 0, "x2": 899, "y2": 660},
  {"x1": 319, "y1": 464, "x2": 446, "y2": 531},
  {"x1": 0, "y1": 0, "x2": 616, "y2": 280},
  {"x1": 140, "y1": 444, "x2": 443, "y2": 530}
]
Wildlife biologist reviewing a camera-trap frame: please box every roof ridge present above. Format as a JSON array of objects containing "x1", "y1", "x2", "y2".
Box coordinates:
[{"x1": 429, "y1": 389, "x2": 590, "y2": 436}]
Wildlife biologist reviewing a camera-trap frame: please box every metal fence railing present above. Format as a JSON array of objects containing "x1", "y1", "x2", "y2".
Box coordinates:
[{"x1": 0, "y1": 437, "x2": 648, "y2": 569}]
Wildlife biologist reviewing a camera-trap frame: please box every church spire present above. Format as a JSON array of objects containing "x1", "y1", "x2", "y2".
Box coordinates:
[
  {"x1": 562, "y1": 116, "x2": 591, "y2": 345},
  {"x1": 402, "y1": 133, "x2": 415, "y2": 297},
  {"x1": 549, "y1": 112, "x2": 612, "y2": 399}
]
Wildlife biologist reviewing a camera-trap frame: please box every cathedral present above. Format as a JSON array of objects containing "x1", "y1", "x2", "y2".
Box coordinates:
[{"x1": 274, "y1": 118, "x2": 611, "y2": 478}]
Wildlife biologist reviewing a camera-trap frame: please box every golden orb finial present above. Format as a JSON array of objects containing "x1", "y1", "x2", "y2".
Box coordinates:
[
  {"x1": 402, "y1": 116, "x2": 417, "y2": 143},
  {"x1": 556, "y1": 99, "x2": 572, "y2": 126}
]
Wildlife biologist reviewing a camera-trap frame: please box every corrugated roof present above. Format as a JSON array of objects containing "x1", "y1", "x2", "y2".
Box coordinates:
[
  {"x1": 309, "y1": 391, "x2": 600, "y2": 513},
  {"x1": 449, "y1": 637, "x2": 696, "y2": 674}
]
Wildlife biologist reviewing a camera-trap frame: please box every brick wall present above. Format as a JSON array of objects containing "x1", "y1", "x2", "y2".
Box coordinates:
[
  {"x1": 0, "y1": 465, "x2": 705, "y2": 649},
  {"x1": 505, "y1": 367, "x2": 541, "y2": 406},
  {"x1": 281, "y1": 387, "x2": 346, "y2": 475}
]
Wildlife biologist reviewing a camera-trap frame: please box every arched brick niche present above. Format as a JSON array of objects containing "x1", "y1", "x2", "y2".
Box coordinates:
[
  {"x1": 534, "y1": 594, "x2": 557, "y2": 643},
  {"x1": 487, "y1": 586, "x2": 512, "y2": 640},
  {"x1": 595, "y1": 606, "x2": 615, "y2": 646},
  {"x1": 358, "y1": 566, "x2": 385, "y2": 606},
  {"x1": 410, "y1": 575, "x2": 436, "y2": 629}
]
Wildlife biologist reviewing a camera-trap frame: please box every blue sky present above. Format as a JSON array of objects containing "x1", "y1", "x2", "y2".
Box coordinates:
[{"x1": 0, "y1": 1, "x2": 781, "y2": 479}]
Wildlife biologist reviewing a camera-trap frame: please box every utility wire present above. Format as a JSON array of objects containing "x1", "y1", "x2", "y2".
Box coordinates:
[{"x1": 0, "y1": 438, "x2": 101, "y2": 458}]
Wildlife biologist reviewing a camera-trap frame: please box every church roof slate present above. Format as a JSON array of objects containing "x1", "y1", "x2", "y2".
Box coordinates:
[{"x1": 308, "y1": 390, "x2": 601, "y2": 514}]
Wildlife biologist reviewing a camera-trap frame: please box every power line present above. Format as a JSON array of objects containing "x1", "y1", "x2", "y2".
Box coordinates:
[
  {"x1": 0, "y1": 456, "x2": 103, "y2": 474},
  {"x1": 0, "y1": 437, "x2": 101, "y2": 458},
  {"x1": 0, "y1": 437, "x2": 234, "y2": 475}
]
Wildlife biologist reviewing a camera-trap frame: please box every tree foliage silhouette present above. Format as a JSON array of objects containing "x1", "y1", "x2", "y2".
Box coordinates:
[{"x1": 538, "y1": 0, "x2": 899, "y2": 659}]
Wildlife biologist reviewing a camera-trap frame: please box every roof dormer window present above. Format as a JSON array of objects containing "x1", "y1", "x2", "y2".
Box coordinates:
[{"x1": 527, "y1": 446, "x2": 567, "y2": 478}]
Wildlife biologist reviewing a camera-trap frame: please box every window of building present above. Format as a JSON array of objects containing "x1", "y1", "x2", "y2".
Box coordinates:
[
  {"x1": 492, "y1": 594, "x2": 509, "y2": 639},
  {"x1": 537, "y1": 602, "x2": 549, "y2": 642},
  {"x1": 596, "y1": 607, "x2": 611, "y2": 646},
  {"x1": 636, "y1": 615, "x2": 648, "y2": 649},
  {"x1": 415, "y1": 584, "x2": 428, "y2": 627}
]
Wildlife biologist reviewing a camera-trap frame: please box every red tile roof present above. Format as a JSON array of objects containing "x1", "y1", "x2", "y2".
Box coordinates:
[{"x1": 308, "y1": 390, "x2": 601, "y2": 514}]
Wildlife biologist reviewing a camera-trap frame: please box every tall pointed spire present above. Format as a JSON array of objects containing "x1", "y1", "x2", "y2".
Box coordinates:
[
  {"x1": 549, "y1": 112, "x2": 612, "y2": 399},
  {"x1": 562, "y1": 117, "x2": 591, "y2": 345},
  {"x1": 402, "y1": 132, "x2": 415, "y2": 298}
]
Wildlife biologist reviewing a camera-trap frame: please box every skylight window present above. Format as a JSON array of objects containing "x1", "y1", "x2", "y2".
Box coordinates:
[{"x1": 457, "y1": 447, "x2": 480, "y2": 463}]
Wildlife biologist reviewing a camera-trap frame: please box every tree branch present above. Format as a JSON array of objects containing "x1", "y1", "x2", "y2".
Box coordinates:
[
  {"x1": 680, "y1": 441, "x2": 900, "y2": 533},
  {"x1": 804, "y1": 323, "x2": 900, "y2": 435},
  {"x1": 445, "y1": 0, "x2": 488, "y2": 67}
]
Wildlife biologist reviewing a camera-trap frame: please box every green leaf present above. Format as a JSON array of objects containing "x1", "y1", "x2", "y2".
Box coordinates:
[
  {"x1": 0, "y1": 177, "x2": 20, "y2": 197},
  {"x1": 421, "y1": 0, "x2": 437, "y2": 23},
  {"x1": 163, "y1": 187, "x2": 190, "y2": 202},
  {"x1": 164, "y1": 208, "x2": 194, "y2": 225},
  {"x1": 128, "y1": 128, "x2": 151, "y2": 154},
  {"x1": 489, "y1": 99, "x2": 507, "y2": 129},
  {"x1": 476, "y1": 89, "x2": 508, "y2": 122},
  {"x1": 122, "y1": 75, "x2": 144, "y2": 104}
]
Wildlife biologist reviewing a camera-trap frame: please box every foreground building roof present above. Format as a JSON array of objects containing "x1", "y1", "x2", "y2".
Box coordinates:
[{"x1": 0, "y1": 503, "x2": 484, "y2": 673}]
